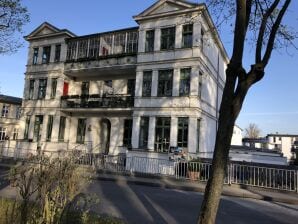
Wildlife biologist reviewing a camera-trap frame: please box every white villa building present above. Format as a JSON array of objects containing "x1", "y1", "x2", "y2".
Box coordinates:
[{"x1": 17, "y1": 0, "x2": 228, "y2": 159}]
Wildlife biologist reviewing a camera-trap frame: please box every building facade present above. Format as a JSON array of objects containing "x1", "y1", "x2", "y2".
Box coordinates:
[
  {"x1": 0, "y1": 94, "x2": 22, "y2": 152},
  {"x1": 18, "y1": 0, "x2": 228, "y2": 159}
]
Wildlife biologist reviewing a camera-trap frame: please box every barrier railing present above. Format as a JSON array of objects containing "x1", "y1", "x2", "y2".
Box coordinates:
[{"x1": 1, "y1": 149, "x2": 297, "y2": 192}]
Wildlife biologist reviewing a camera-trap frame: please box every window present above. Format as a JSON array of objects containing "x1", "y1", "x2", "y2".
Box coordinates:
[
  {"x1": 12, "y1": 128, "x2": 18, "y2": 140},
  {"x1": 123, "y1": 119, "x2": 133, "y2": 147},
  {"x1": 199, "y1": 72, "x2": 203, "y2": 98},
  {"x1": 0, "y1": 127, "x2": 6, "y2": 141},
  {"x1": 33, "y1": 115, "x2": 43, "y2": 142},
  {"x1": 32, "y1": 48, "x2": 39, "y2": 65},
  {"x1": 179, "y1": 68, "x2": 191, "y2": 96},
  {"x1": 127, "y1": 31, "x2": 138, "y2": 53},
  {"x1": 142, "y1": 71, "x2": 152, "y2": 97},
  {"x1": 104, "y1": 80, "x2": 112, "y2": 88},
  {"x1": 42, "y1": 46, "x2": 51, "y2": 64},
  {"x1": 1, "y1": 105, "x2": 9, "y2": 117},
  {"x1": 155, "y1": 117, "x2": 171, "y2": 152},
  {"x1": 50, "y1": 78, "x2": 57, "y2": 99},
  {"x1": 161, "y1": 27, "x2": 175, "y2": 50},
  {"x1": 38, "y1": 79, "x2": 47, "y2": 99},
  {"x1": 15, "y1": 107, "x2": 21, "y2": 119},
  {"x1": 46, "y1": 115, "x2": 53, "y2": 141},
  {"x1": 177, "y1": 117, "x2": 188, "y2": 147},
  {"x1": 139, "y1": 117, "x2": 149, "y2": 149},
  {"x1": 201, "y1": 29, "x2": 205, "y2": 49},
  {"x1": 81, "y1": 82, "x2": 90, "y2": 96},
  {"x1": 145, "y1": 30, "x2": 154, "y2": 52},
  {"x1": 197, "y1": 119, "x2": 201, "y2": 153},
  {"x1": 66, "y1": 41, "x2": 77, "y2": 61},
  {"x1": 127, "y1": 79, "x2": 135, "y2": 96},
  {"x1": 77, "y1": 39, "x2": 88, "y2": 59},
  {"x1": 114, "y1": 33, "x2": 126, "y2": 54},
  {"x1": 24, "y1": 115, "x2": 30, "y2": 139},
  {"x1": 158, "y1": 70, "x2": 173, "y2": 96},
  {"x1": 28, "y1": 79, "x2": 35, "y2": 99},
  {"x1": 182, "y1": 24, "x2": 193, "y2": 48},
  {"x1": 88, "y1": 37, "x2": 100, "y2": 58},
  {"x1": 76, "y1": 118, "x2": 86, "y2": 143},
  {"x1": 101, "y1": 34, "x2": 113, "y2": 56},
  {"x1": 58, "y1": 116, "x2": 66, "y2": 141},
  {"x1": 54, "y1": 44, "x2": 61, "y2": 62}
]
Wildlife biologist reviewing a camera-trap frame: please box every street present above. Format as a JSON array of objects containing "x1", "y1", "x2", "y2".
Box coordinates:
[{"x1": 85, "y1": 180, "x2": 298, "y2": 224}]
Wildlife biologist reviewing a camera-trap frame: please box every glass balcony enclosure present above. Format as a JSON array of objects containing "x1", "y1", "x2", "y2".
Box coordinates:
[{"x1": 66, "y1": 27, "x2": 138, "y2": 62}]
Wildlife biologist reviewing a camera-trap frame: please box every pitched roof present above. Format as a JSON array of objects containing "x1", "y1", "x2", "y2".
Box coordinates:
[
  {"x1": 0, "y1": 94, "x2": 22, "y2": 105},
  {"x1": 24, "y1": 22, "x2": 76, "y2": 41}
]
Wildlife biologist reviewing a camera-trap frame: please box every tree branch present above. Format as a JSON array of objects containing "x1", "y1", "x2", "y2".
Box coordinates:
[
  {"x1": 255, "y1": 0, "x2": 280, "y2": 63},
  {"x1": 262, "y1": 0, "x2": 291, "y2": 66}
]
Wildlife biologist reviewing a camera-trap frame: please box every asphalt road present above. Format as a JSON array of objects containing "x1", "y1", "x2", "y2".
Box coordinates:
[{"x1": 86, "y1": 180, "x2": 298, "y2": 224}]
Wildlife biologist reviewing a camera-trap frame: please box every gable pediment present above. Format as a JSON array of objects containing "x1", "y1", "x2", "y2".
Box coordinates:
[
  {"x1": 135, "y1": 0, "x2": 198, "y2": 20},
  {"x1": 34, "y1": 26, "x2": 58, "y2": 36}
]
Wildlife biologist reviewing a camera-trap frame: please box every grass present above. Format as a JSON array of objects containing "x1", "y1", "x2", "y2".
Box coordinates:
[{"x1": 0, "y1": 197, "x2": 125, "y2": 224}]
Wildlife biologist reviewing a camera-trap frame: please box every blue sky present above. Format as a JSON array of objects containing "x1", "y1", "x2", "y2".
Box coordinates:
[{"x1": 0, "y1": 0, "x2": 297, "y2": 135}]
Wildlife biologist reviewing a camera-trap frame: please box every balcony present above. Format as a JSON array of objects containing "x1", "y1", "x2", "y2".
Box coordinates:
[
  {"x1": 64, "y1": 27, "x2": 138, "y2": 80},
  {"x1": 60, "y1": 94, "x2": 134, "y2": 114}
]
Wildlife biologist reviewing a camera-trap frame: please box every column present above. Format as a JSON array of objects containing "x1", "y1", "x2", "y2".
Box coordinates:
[
  {"x1": 175, "y1": 24, "x2": 182, "y2": 49},
  {"x1": 138, "y1": 30, "x2": 145, "y2": 53},
  {"x1": 147, "y1": 116, "x2": 156, "y2": 151},
  {"x1": 172, "y1": 68, "x2": 180, "y2": 96},
  {"x1": 135, "y1": 71, "x2": 143, "y2": 97},
  {"x1": 132, "y1": 116, "x2": 141, "y2": 149},
  {"x1": 188, "y1": 117, "x2": 198, "y2": 154},
  {"x1": 154, "y1": 28, "x2": 161, "y2": 51},
  {"x1": 193, "y1": 20, "x2": 202, "y2": 48},
  {"x1": 151, "y1": 70, "x2": 158, "y2": 96},
  {"x1": 170, "y1": 117, "x2": 178, "y2": 147}
]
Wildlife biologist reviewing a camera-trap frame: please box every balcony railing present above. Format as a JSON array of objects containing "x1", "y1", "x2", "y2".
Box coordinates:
[
  {"x1": 65, "y1": 27, "x2": 138, "y2": 62},
  {"x1": 61, "y1": 94, "x2": 134, "y2": 109}
]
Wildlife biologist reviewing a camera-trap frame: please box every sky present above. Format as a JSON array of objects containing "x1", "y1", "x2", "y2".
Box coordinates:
[{"x1": 0, "y1": 0, "x2": 297, "y2": 135}]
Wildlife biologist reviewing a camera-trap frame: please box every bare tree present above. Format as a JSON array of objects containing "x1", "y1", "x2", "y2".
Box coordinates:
[
  {"x1": 198, "y1": 1, "x2": 295, "y2": 223},
  {"x1": 245, "y1": 123, "x2": 261, "y2": 138},
  {"x1": 0, "y1": 0, "x2": 29, "y2": 54}
]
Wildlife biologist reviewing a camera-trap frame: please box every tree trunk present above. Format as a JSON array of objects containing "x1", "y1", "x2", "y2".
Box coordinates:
[{"x1": 198, "y1": 69, "x2": 246, "y2": 224}]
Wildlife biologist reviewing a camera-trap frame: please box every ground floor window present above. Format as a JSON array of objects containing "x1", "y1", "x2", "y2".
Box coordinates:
[
  {"x1": 58, "y1": 116, "x2": 66, "y2": 142},
  {"x1": 155, "y1": 117, "x2": 171, "y2": 152},
  {"x1": 0, "y1": 127, "x2": 6, "y2": 141},
  {"x1": 76, "y1": 118, "x2": 86, "y2": 143},
  {"x1": 139, "y1": 117, "x2": 149, "y2": 149},
  {"x1": 24, "y1": 116, "x2": 31, "y2": 139},
  {"x1": 34, "y1": 115, "x2": 43, "y2": 142},
  {"x1": 46, "y1": 115, "x2": 53, "y2": 141},
  {"x1": 177, "y1": 117, "x2": 188, "y2": 147},
  {"x1": 123, "y1": 119, "x2": 133, "y2": 147},
  {"x1": 12, "y1": 128, "x2": 18, "y2": 140}
]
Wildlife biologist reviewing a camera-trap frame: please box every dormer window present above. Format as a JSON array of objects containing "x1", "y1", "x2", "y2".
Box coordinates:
[
  {"x1": 160, "y1": 27, "x2": 175, "y2": 50},
  {"x1": 42, "y1": 46, "x2": 51, "y2": 64}
]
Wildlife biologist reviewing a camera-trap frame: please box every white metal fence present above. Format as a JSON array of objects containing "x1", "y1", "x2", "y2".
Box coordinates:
[{"x1": 1, "y1": 149, "x2": 297, "y2": 193}]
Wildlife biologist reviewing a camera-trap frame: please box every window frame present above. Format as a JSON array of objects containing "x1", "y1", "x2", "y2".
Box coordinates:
[
  {"x1": 76, "y1": 118, "x2": 86, "y2": 143},
  {"x1": 50, "y1": 78, "x2": 57, "y2": 99},
  {"x1": 155, "y1": 117, "x2": 171, "y2": 153},
  {"x1": 182, "y1": 24, "x2": 193, "y2": 48},
  {"x1": 32, "y1": 48, "x2": 39, "y2": 65},
  {"x1": 142, "y1": 71, "x2": 152, "y2": 97},
  {"x1": 46, "y1": 115, "x2": 53, "y2": 141},
  {"x1": 1, "y1": 105, "x2": 9, "y2": 118},
  {"x1": 28, "y1": 79, "x2": 35, "y2": 100},
  {"x1": 54, "y1": 44, "x2": 61, "y2": 62},
  {"x1": 37, "y1": 78, "x2": 47, "y2": 99},
  {"x1": 177, "y1": 117, "x2": 189, "y2": 148},
  {"x1": 139, "y1": 117, "x2": 149, "y2": 149},
  {"x1": 179, "y1": 68, "x2": 191, "y2": 96},
  {"x1": 123, "y1": 119, "x2": 133, "y2": 147},
  {"x1": 160, "y1": 27, "x2": 176, "y2": 50},
  {"x1": 58, "y1": 116, "x2": 66, "y2": 142},
  {"x1": 42, "y1": 46, "x2": 51, "y2": 64},
  {"x1": 0, "y1": 127, "x2": 6, "y2": 141},
  {"x1": 145, "y1": 30, "x2": 155, "y2": 52},
  {"x1": 157, "y1": 69, "x2": 173, "y2": 97}
]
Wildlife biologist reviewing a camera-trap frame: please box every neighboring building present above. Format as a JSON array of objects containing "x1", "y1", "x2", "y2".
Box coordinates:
[
  {"x1": 18, "y1": 0, "x2": 228, "y2": 159},
  {"x1": 231, "y1": 125, "x2": 242, "y2": 146},
  {"x1": 0, "y1": 94, "x2": 22, "y2": 149},
  {"x1": 229, "y1": 145, "x2": 287, "y2": 166},
  {"x1": 266, "y1": 134, "x2": 298, "y2": 161},
  {"x1": 242, "y1": 137, "x2": 271, "y2": 149}
]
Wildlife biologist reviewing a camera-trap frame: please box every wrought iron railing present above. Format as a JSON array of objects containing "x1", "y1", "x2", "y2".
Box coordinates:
[{"x1": 61, "y1": 95, "x2": 134, "y2": 109}]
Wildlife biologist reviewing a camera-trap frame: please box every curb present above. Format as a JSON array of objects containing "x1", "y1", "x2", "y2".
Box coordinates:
[{"x1": 96, "y1": 175, "x2": 298, "y2": 205}]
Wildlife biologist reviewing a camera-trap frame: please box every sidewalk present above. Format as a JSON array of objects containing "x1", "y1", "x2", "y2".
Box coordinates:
[{"x1": 96, "y1": 172, "x2": 298, "y2": 205}]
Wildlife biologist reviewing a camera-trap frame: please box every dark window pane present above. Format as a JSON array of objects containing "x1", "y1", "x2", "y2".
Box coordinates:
[
  {"x1": 145, "y1": 30, "x2": 155, "y2": 52},
  {"x1": 161, "y1": 27, "x2": 175, "y2": 50},
  {"x1": 38, "y1": 79, "x2": 47, "y2": 99},
  {"x1": 50, "y1": 78, "x2": 57, "y2": 98},
  {"x1": 76, "y1": 118, "x2": 86, "y2": 143},
  {"x1": 142, "y1": 71, "x2": 152, "y2": 97},
  {"x1": 42, "y1": 46, "x2": 51, "y2": 64},
  {"x1": 179, "y1": 68, "x2": 191, "y2": 96},
  {"x1": 177, "y1": 117, "x2": 188, "y2": 147},
  {"x1": 46, "y1": 115, "x2": 53, "y2": 141},
  {"x1": 54, "y1": 44, "x2": 61, "y2": 62},
  {"x1": 127, "y1": 79, "x2": 135, "y2": 96},
  {"x1": 123, "y1": 119, "x2": 133, "y2": 147},
  {"x1": 33, "y1": 48, "x2": 38, "y2": 65},
  {"x1": 182, "y1": 24, "x2": 193, "y2": 48},
  {"x1": 139, "y1": 117, "x2": 149, "y2": 148},
  {"x1": 58, "y1": 116, "x2": 66, "y2": 141},
  {"x1": 158, "y1": 70, "x2": 173, "y2": 96},
  {"x1": 155, "y1": 117, "x2": 171, "y2": 153}
]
